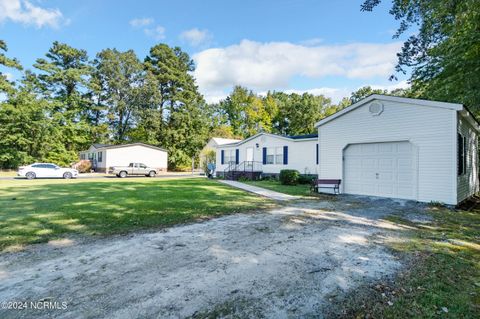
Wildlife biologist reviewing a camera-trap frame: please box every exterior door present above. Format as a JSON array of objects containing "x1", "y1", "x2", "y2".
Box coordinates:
[
  {"x1": 246, "y1": 147, "x2": 254, "y2": 162},
  {"x1": 343, "y1": 141, "x2": 416, "y2": 200}
]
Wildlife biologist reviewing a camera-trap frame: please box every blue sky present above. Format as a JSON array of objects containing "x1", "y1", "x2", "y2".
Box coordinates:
[{"x1": 1, "y1": 0, "x2": 410, "y2": 103}]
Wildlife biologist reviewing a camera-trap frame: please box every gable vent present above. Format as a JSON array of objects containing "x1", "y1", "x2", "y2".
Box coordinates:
[{"x1": 368, "y1": 101, "x2": 384, "y2": 116}]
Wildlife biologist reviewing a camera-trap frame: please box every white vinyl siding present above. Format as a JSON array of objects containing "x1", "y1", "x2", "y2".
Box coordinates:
[
  {"x1": 457, "y1": 115, "x2": 479, "y2": 202},
  {"x1": 104, "y1": 145, "x2": 168, "y2": 171},
  {"x1": 216, "y1": 134, "x2": 317, "y2": 175},
  {"x1": 318, "y1": 99, "x2": 458, "y2": 204}
]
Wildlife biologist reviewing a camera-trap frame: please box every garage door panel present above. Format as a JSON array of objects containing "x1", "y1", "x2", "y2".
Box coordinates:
[
  {"x1": 398, "y1": 142, "x2": 413, "y2": 153},
  {"x1": 344, "y1": 142, "x2": 416, "y2": 200},
  {"x1": 345, "y1": 183, "x2": 362, "y2": 193},
  {"x1": 378, "y1": 172, "x2": 394, "y2": 181},
  {"x1": 361, "y1": 158, "x2": 376, "y2": 169},
  {"x1": 397, "y1": 186, "x2": 414, "y2": 198},
  {"x1": 378, "y1": 184, "x2": 395, "y2": 196},
  {"x1": 378, "y1": 158, "x2": 394, "y2": 170},
  {"x1": 360, "y1": 144, "x2": 376, "y2": 154},
  {"x1": 378, "y1": 143, "x2": 394, "y2": 153}
]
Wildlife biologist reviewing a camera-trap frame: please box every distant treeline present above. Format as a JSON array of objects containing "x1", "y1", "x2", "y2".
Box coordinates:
[{"x1": 0, "y1": 40, "x2": 410, "y2": 170}]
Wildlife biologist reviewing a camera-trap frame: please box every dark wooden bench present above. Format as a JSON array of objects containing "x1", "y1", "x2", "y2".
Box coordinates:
[{"x1": 311, "y1": 179, "x2": 341, "y2": 194}]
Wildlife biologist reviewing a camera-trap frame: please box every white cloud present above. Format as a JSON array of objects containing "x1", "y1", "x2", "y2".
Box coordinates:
[
  {"x1": 203, "y1": 83, "x2": 409, "y2": 105},
  {"x1": 299, "y1": 38, "x2": 323, "y2": 46},
  {"x1": 129, "y1": 17, "x2": 165, "y2": 40},
  {"x1": 0, "y1": 0, "x2": 65, "y2": 28},
  {"x1": 203, "y1": 90, "x2": 229, "y2": 104},
  {"x1": 180, "y1": 28, "x2": 212, "y2": 47},
  {"x1": 3, "y1": 72, "x2": 14, "y2": 81},
  {"x1": 370, "y1": 80, "x2": 410, "y2": 91},
  {"x1": 194, "y1": 39, "x2": 402, "y2": 103},
  {"x1": 129, "y1": 17, "x2": 154, "y2": 27},
  {"x1": 144, "y1": 25, "x2": 166, "y2": 40},
  {"x1": 281, "y1": 87, "x2": 351, "y2": 103}
]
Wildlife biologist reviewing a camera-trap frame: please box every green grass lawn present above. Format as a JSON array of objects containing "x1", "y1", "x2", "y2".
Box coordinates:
[
  {"x1": 0, "y1": 177, "x2": 272, "y2": 251},
  {"x1": 243, "y1": 180, "x2": 313, "y2": 196},
  {"x1": 336, "y1": 203, "x2": 480, "y2": 318},
  {"x1": 0, "y1": 171, "x2": 17, "y2": 177}
]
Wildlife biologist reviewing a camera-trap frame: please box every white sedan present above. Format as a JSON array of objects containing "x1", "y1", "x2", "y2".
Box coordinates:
[{"x1": 17, "y1": 163, "x2": 79, "y2": 180}]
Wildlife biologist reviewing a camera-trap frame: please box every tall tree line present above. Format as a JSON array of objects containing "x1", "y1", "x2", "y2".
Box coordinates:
[
  {"x1": 0, "y1": 41, "x2": 208, "y2": 169},
  {"x1": 207, "y1": 85, "x2": 409, "y2": 140},
  {"x1": 362, "y1": 0, "x2": 480, "y2": 111},
  {"x1": 0, "y1": 39, "x2": 390, "y2": 170}
]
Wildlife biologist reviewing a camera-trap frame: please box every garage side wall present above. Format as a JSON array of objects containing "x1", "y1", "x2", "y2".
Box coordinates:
[
  {"x1": 318, "y1": 100, "x2": 457, "y2": 204},
  {"x1": 457, "y1": 115, "x2": 479, "y2": 202},
  {"x1": 105, "y1": 146, "x2": 168, "y2": 172}
]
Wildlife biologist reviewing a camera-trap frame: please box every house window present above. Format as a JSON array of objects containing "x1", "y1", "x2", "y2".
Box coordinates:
[
  {"x1": 265, "y1": 147, "x2": 284, "y2": 165},
  {"x1": 458, "y1": 133, "x2": 467, "y2": 176},
  {"x1": 266, "y1": 148, "x2": 275, "y2": 164},
  {"x1": 275, "y1": 147, "x2": 283, "y2": 164},
  {"x1": 224, "y1": 150, "x2": 235, "y2": 164},
  {"x1": 98, "y1": 152, "x2": 103, "y2": 163},
  {"x1": 80, "y1": 154, "x2": 85, "y2": 160}
]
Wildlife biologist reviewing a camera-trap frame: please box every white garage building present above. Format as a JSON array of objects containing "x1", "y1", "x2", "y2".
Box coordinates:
[
  {"x1": 315, "y1": 95, "x2": 479, "y2": 205},
  {"x1": 79, "y1": 143, "x2": 168, "y2": 173}
]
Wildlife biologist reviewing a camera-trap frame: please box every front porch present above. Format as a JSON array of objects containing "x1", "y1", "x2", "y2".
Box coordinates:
[{"x1": 221, "y1": 161, "x2": 263, "y2": 181}]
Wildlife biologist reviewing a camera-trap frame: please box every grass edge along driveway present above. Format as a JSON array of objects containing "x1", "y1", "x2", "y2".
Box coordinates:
[
  {"x1": 329, "y1": 204, "x2": 480, "y2": 318},
  {"x1": 0, "y1": 178, "x2": 274, "y2": 252}
]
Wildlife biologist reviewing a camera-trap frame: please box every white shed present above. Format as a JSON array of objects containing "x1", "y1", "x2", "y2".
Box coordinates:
[
  {"x1": 315, "y1": 94, "x2": 479, "y2": 205},
  {"x1": 79, "y1": 143, "x2": 168, "y2": 173},
  {"x1": 216, "y1": 133, "x2": 318, "y2": 178}
]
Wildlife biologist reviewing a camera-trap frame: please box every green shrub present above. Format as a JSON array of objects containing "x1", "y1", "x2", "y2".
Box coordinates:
[
  {"x1": 279, "y1": 169, "x2": 300, "y2": 185},
  {"x1": 260, "y1": 175, "x2": 276, "y2": 181},
  {"x1": 238, "y1": 176, "x2": 252, "y2": 182},
  {"x1": 298, "y1": 174, "x2": 315, "y2": 184}
]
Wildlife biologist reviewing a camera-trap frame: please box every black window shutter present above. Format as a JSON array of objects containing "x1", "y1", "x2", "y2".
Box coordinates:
[
  {"x1": 458, "y1": 133, "x2": 464, "y2": 175},
  {"x1": 262, "y1": 147, "x2": 267, "y2": 165},
  {"x1": 235, "y1": 149, "x2": 239, "y2": 164},
  {"x1": 283, "y1": 146, "x2": 288, "y2": 165},
  {"x1": 221, "y1": 150, "x2": 225, "y2": 165},
  {"x1": 316, "y1": 144, "x2": 319, "y2": 165}
]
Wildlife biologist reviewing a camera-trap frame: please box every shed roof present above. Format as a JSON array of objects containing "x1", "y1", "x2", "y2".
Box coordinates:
[
  {"x1": 88, "y1": 143, "x2": 168, "y2": 153},
  {"x1": 219, "y1": 132, "x2": 318, "y2": 148},
  {"x1": 211, "y1": 137, "x2": 242, "y2": 145}
]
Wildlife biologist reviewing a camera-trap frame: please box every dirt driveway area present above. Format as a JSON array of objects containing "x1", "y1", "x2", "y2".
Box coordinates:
[{"x1": 0, "y1": 196, "x2": 427, "y2": 318}]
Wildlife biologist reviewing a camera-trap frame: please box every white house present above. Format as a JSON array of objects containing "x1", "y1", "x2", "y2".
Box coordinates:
[
  {"x1": 79, "y1": 143, "x2": 168, "y2": 173},
  {"x1": 204, "y1": 137, "x2": 242, "y2": 150},
  {"x1": 200, "y1": 137, "x2": 242, "y2": 169},
  {"x1": 215, "y1": 133, "x2": 318, "y2": 177},
  {"x1": 315, "y1": 94, "x2": 479, "y2": 205}
]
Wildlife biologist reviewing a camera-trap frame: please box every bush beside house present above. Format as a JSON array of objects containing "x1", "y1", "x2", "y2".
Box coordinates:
[{"x1": 279, "y1": 169, "x2": 300, "y2": 185}]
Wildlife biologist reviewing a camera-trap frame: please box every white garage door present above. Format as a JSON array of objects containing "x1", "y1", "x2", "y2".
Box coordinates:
[{"x1": 343, "y1": 141, "x2": 416, "y2": 200}]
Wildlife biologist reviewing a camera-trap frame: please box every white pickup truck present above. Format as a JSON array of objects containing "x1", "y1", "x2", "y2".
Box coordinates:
[{"x1": 109, "y1": 163, "x2": 157, "y2": 178}]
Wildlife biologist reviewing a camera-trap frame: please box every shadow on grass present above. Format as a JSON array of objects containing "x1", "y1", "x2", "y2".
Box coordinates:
[
  {"x1": 0, "y1": 178, "x2": 272, "y2": 251},
  {"x1": 325, "y1": 204, "x2": 480, "y2": 318}
]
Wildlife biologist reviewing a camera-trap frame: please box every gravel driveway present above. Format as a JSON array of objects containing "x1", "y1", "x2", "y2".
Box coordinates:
[{"x1": 0, "y1": 196, "x2": 427, "y2": 318}]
